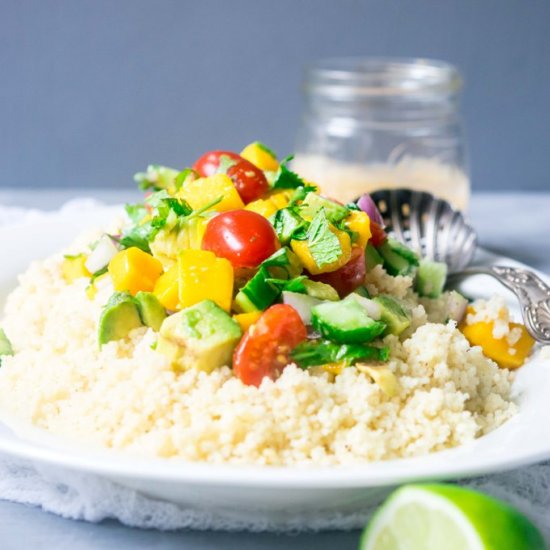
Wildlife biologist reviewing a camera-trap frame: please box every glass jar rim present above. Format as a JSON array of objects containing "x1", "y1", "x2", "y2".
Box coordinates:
[{"x1": 304, "y1": 57, "x2": 463, "y2": 99}]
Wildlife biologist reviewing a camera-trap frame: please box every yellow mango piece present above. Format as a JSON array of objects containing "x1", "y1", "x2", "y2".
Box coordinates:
[
  {"x1": 153, "y1": 264, "x2": 180, "y2": 310},
  {"x1": 245, "y1": 190, "x2": 291, "y2": 218},
  {"x1": 178, "y1": 174, "x2": 244, "y2": 213},
  {"x1": 108, "y1": 247, "x2": 164, "y2": 296},
  {"x1": 460, "y1": 311, "x2": 535, "y2": 369},
  {"x1": 233, "y1": 311, "x2": 262, "y2": 332},
  {"x1": 346, "y1": 211, "x2": 372, "y2": 249},
  {"x1": 61, "y1": 255, "x2": 91, "y2": 283},
  {"x1": 178, "y1": 250, "x2": 233, "y2": 312},
  {"x1": 240, "y1": 142, "x2": 279, "y2": 172},
  {"x1": 291, "y1": 226, "x2": 351, "y2": 275}
]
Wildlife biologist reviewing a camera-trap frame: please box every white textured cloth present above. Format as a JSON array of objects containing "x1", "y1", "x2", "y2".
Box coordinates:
[{"x1": 0, "y1": 199, "x2": 548, "y2": 535}]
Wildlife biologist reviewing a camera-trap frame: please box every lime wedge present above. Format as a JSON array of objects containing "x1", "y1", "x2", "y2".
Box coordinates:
[{"x1": 360, "y1": 484, "x2": 546, "y2": 550}]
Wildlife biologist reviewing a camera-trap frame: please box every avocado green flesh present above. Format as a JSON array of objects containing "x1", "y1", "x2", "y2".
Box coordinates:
[
  {"x1": 302, "y1": 279, "x2": 339, "y2": 301},
  {"x1": 98, "y1": 298, "x2": 143, "y2": 345},
  {"x1": 158, "y1": 299, "x2": 242, "y2": 372},
  {"x1": 135, "y1": 291, "x2": 166, "y2": 331},
  {"x1": 311, "y1": 297, "x2": 386, "y2": 344},
  {"x1": 0, "y1": 328, "x2": 14, "y2": 360},
  {"x1": 373, "y1": 295, "x2": 412, "y2": 336}
]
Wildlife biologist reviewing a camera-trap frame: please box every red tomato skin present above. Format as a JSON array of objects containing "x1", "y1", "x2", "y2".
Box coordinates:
[
  {"x1": 193, "y1": 150, "x2": 241, "y2": 177},
  {"x1": 226, "y1": 159, "x2": 269, "y2": 204},
  {"x1": 192, "y1": 151, "x2": 269, "y2": 203},
  {"x1": 233, "y1": 304, "x2": 308, "y2": 387},
  {"x1": 201, "y1": 210, "x2": 279, "y2": 268},
  {"x1": 310, "y1": 246, "x2": 366, "y2": 298},
  {"x1": 369, "y1": 221, "x2": 387, "y2": 248}
]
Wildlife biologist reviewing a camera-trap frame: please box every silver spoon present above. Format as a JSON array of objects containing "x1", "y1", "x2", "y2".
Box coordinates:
[{"x1": 369, "y1": 188, "x2": 550, "y2": 344}]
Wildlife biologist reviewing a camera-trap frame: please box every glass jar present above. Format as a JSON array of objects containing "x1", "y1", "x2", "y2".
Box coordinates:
[{"x1": 292, "y1": 57, "x2": 470, "y2": 211}]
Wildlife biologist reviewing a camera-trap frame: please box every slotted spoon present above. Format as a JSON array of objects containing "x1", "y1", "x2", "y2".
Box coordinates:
[{"x1": 369, "y1": 188, "x2": 550, "y2": 344}]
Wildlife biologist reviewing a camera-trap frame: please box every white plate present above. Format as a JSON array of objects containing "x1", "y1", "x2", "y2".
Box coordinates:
[{"x1": 0, "y1": 207, "x2": 549, "y2": 526}]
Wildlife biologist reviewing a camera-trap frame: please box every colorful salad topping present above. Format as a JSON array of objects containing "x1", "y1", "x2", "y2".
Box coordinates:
[{"x1": 55, "y1": 142, "x2": 535, "y2": 387}]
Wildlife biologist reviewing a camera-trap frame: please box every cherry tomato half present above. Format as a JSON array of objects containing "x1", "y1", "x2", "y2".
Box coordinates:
[
  {"x1": 193, "y1": 150, "x2": 269, "y2": 203},
  {"x1": 310, "y1": 245, "x2": 366, "y2": 298},
  {"x1": 233, "y1": 304, "x2": 308, "y2": 387},
  {"x1": 193, "y1": 150, "x2": 241, "y2": 177},
  {"x1": 202, "y1": 209, "x2": 279, "y2": 268},
  {"x1": 369, "y1": 221, "x2": 387, "y2": 248}
]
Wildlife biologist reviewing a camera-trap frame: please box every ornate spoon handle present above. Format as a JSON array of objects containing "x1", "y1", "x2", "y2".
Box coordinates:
[{"x1": 450, "y1": 266, "x2": 550, "y2": 345}]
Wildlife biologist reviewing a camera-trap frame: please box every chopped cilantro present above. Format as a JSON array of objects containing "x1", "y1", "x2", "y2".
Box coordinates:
[
  {"x1": 216, "y1": 155, "x2": 238, "y2": 174},
  {"x1": 271, "y1": 156, "x2": 306, "y2": 190},
  {"x1": 271, "y1": 208, "x2": 308, "y2": 245},
  {"x1": 306, "y1": 210, "x2": 342, "y2": 269},
  {"x1": 125, "y1": 203, "x2": 148, "y2": 224}
]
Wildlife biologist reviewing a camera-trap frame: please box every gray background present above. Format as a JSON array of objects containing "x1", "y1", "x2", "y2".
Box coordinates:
[{"x1": 2, "y1": 0, "x2": 550, "y2": 191}]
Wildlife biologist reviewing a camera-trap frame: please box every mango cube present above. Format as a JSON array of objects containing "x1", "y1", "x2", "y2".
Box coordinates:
[
  {"x1": 178, "y1": 174, "x2": 244, "y2": 213},
  {"x1": 108, "y1": 247, "x2": 163, "y2": 296},
  {"x1": 178, "y1": 250, "x2": 234, "y2": 311},
  {"x1": 346, "y1": 211, "x2": 372, "y2": 249},
  {"x1": 153, "y1": 264, "x2": 180, "y2": 310},
  {"x1": 61, "y1": 255, "x2": 91, "y2": 283},
  {"x1": 240, "y1": 142, "x2": 279, "y2": 172}
]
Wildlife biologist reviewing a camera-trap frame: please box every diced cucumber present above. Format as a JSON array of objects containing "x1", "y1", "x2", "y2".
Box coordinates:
[
  {"x1": 415, "y1": 259, "x2": 448, "y2": 298},
  {"x1": 376, "y1": 237, "x2": 420, "y2": 276},
  {"x1": 386, "y1": 237, "x2": 419, "y2": 265},
  {"x1": 234, "y1": 267, "x2": 279, "y2": 312},
  {"x1": 300, "y1": 193, "x2": 350, "y2": 223},
  {"x1": 353, "y1": 286, "x2": 371, "y2": 299},
  {"x1": 302, "y1": 279, "x2": 339, "y2": 301},
  {"x1": 373, "y1": 295, "x2": 412, "y2": 336},
  {"x1": 311, "y1": 297, "x2": 386, "y2": 344},
  {"x1": 365, "y1": 243, "x2": 383, "y2": 270}
]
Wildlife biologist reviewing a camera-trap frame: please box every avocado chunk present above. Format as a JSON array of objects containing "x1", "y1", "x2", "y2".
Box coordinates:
[
  {"x1": 135, "y1": 291, "x2": 167, "y2": 331},
  {"x1": 415, "y1": 259, "x2": 448, "y2": 298},
  {"x1": 0, "y1": 328, "x2": 14, "y2": 365},
  {"x1": 98, "y1": 292, "x2": 143, "y2": 346},
  {"x1": 373, "y1": 295, "x2": 412, "y2": 336},
  {"x1": 302, "y1": 279, "x2": 339, "y2": 301},
  {"x1": 157, "y1": 299, "x2": 242, "y2": 372},
  {"x1": 300, "y1": 193, "x2": 350, "y2": 223}
]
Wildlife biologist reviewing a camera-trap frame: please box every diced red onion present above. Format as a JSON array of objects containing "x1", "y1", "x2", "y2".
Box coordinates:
[
  {"x1": 282, "y1": 291, "x2": 323, "y2": 325},
  {"x1": 357, "y1": 194, "x2": 385, "y2": 227},
  {"x1": 349, "y1": 293, "x2": 382, "y2": 320}
]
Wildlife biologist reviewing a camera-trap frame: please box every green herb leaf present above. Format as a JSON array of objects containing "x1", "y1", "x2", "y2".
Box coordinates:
[
  {"x1": 174, "y1": 168, "x2": 197, "y2": 192},
  {"x1": 133, "y1": 165, "x2": 180, "y2": 192},
  {"x1": 216, "y1": 154, "x2": 238, "y2": 174},
  {"x1": 271, "y1": 208, "x2": 308, "y2": 245},
  {"x1": 119, "y1": 221, "x2": 156, "y2": 253},
  {"x1": 265, "y1": 275, "x2": 308, "y2": 294},
  {"x1": 306, "y1": 210, "x2": 342, "y2": 269},
  {"x1": 291, "y1": 340, "x2": 389, "y2": 368},
  {"x1": 288, "y1": 185, "x2": 318, "y2": 207},
  {"x1": 125, "y1": 203, "x2": 148, "y2": 224},
  {"x1": 271, "y1": 156, "x2": 306, "y2": 190}
]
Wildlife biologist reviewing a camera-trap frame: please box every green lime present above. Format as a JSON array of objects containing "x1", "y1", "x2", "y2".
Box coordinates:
[{"x1": 360, "y1": 484, "x2": 546, "y2": 550}]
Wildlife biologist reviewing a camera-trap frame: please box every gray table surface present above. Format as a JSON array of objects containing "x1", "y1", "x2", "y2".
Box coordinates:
[{"x1": 0, "y1": 189, "x2": 549, "y2": 550}]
